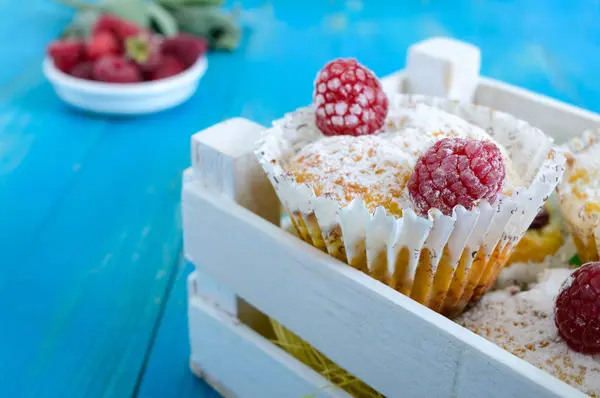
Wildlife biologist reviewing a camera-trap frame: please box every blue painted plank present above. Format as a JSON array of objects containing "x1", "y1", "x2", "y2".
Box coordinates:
[
  {"x1": 0, "y1": 1, "x2": 73, "y2": 89},
  {"x1": 136, "y1": 261, "x2": 221, "y2": 398},
  {"x1": 0, "y1": 24, "x2": 238, "y2": 398},
  {"x1": 0, "y1": 67, "x2": 236, "y2": 397},
  {"x1": 0, "y1": 1, "x2": 92, "y2": 268}
]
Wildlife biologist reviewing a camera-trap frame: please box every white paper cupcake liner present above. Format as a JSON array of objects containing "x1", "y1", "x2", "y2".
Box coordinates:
[{"x1": 256, "y1": 94, "x2": 565, "y2": 316}]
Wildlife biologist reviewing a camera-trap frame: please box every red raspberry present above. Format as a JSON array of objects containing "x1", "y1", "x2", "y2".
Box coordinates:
[
  {"x1": 93, "y1": 14, "x2": 120, "y2": 35},
  {"x1": 92, "y1": 13, "x2": 142, "y2": 40},
  {"x1": 92, "y1": 55, "x2": 142, "y2": 83},
  {"x1": 48, "y1": 39, "x2": 85, "y2": 73},
  {"x1": 149, "y1": 55, "x2": 186, "y2": 81},
  {"x1": 313, "y1": 58, "x2": 388, "y2": 137},
  {"x1": 69, "y1": 61, "x2": 95, "y2": 80},
  {"x1": 117, "y1": 22, "x2": 143, "y2": 40},
  {"x1": 555, "y1": 262, "x2": 600, "y2": 354},
  {"x1": 86, "y1": 31, "x2": 120, "y2": 61},
  {"x1": 407, "y1": 138, "x2": 506, "y2": 216},
  {"x1": 161, "y1": 34, "x2": 207, "y2": 68}
]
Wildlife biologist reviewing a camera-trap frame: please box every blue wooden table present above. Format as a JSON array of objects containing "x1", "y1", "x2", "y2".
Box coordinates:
[{"x1": 1, "y1": 1, "x2": 599, "y2": 397}]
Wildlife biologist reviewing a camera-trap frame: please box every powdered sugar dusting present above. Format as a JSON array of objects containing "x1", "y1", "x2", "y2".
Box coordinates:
[
  {"x1": 287, "y1": 103, "x2": 522, "y2": 216},
  {"x1": 495, "y1": 222, "x2": 574, "y2": 289},
  {"x1": 457, "y1": 268, "x2": 600, "y2": 397},
  {"x1": 562, "y1": 131, "x2": 600, "y2": 198},
  {"x1": 335, "y1": 102, "x2": 348, "y2": 115},
  {"x1": 331, "y1": 115, "x2": 343, "y2": 126},
  {"x1": 288, "y1": 135, "x2": 412, "y2": 215},
  {"x1": 345, "y1": 114, "x2": 359, "y2": 126},
  {"x1": 328, "y1": 78, "x2": 341, "y2": 90},
  {"x1": 558, "y1": 129, "x2": 600, "y2": 233},
  {"x1": 558, "y1": 274, "x2": 576, "y2": 297}
]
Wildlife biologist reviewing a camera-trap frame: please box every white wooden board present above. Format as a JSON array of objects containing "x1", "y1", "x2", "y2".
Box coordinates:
[
  {"x1": 183, "y1": 183, "x2": 585, "y2": 398},
  {"x1": 474, "y1": 76, "x2": 600, "y2": 143},
  {"x1": 405, "y1": 37, "x2": 481, "y2": 102},
  {"x1": 188, "y1": 273, "x2": 351, "y2": 398},
  {"x1": 382, "y1": 71, "x2": 600, "y2": 143}
]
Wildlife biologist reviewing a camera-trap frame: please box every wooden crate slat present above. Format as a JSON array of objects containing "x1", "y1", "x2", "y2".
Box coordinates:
[
  {"x1": 187, "y1": 273, "x2": 352, "y2": 398},
  {"x1": 474, "y1": 77, "x2": 600, "y2": 143},
  {"x1": 183, "y1": 183, "x2": 584, "y2": 398},
  {"x1": 380, "y1": 73, "x2": 600, "y2": 144}
]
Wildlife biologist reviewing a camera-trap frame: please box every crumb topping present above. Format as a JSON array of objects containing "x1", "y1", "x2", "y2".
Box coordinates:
[
  {"x1": 287, "y1": 103, "x2": 521, "y2": 215},
  {"x1": 457, "y1": 269, "x2": 600, "y2": 397}
]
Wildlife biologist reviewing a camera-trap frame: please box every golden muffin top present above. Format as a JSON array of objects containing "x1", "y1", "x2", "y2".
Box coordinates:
[{"x1": 287, "y1": 103, "x2": 522, "y2": 216}]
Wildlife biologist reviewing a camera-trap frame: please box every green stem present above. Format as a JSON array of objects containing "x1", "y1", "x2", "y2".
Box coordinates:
[{"x1": 214, "y1": 36, "x2": 239, "y2": 51}]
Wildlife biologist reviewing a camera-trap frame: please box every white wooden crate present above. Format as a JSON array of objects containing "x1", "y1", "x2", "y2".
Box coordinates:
[{"x1": 183, "y1": 38, "x2": 600, "y2": 398}]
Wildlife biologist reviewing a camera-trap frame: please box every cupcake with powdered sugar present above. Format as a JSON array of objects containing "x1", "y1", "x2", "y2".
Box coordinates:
[{"x1": 256, "y1": 58, "x2": 565, "y2": 316}]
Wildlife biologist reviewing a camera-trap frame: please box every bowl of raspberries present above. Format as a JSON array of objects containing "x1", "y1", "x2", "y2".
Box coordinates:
[{"x1": 44, "y1": 13, "x2": 208, "y2": 115}]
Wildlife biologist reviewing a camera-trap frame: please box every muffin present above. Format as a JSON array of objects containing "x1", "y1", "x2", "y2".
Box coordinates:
[
  {"x1": 557, "y1": 129, "x2": 600, "y2": 264},
  {"x1": 456, "y1": 267, "x2": 600, "y2": 397},
  {"x1": 505, "y1": 204, "x2": 564, "y2": 266},
  {"x1": 256, "y1": 58, "x2": 565, "y2": 316},
  {"x1": 288, "y1": 106, "x2": 524, "y2": 218}
]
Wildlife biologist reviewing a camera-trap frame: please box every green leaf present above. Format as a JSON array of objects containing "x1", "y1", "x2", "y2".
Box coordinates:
[
  {"x1": 169, "y1": 6, "x2": 241, "y2": 50},
  {"x1": 103, "y1": 0, "x2": 149, "y2": 27},
  {"x1": 53, "y1": 0, "x2": 149, "y2": 27},
  {"x1": 146, "y1": 3, "x2": 179, "y2": 37},
  {"x1": 52, "y1": 0, "x2": 105, "y2": 11},
  {"x1": 570, "y1": 254, "x2": 582, "y2": 267},
  {"x1": 157, "y1": 0, "x2": 223, "y2": 7},
  {"x1": 61, "y1": 9, "x2": 101, "y2": 39}
]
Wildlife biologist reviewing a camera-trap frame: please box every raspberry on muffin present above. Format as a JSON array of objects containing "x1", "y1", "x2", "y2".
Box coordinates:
[
  {"x1": 313, "y1": 58, "x2": 388, "y2": 137},
  {"x1": 407, "y1": 137, "x2": 506, "y2": 216}
]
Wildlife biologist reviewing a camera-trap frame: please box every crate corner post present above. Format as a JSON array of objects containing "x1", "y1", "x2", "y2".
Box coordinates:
[{"x1": 182, "y1": 118, "x2": 350, "y2": 397}]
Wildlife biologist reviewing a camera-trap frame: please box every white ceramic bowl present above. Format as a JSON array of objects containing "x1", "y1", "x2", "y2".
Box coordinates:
[{"x1": 43, "y1": 56, "x2": 208, "y2": 115}]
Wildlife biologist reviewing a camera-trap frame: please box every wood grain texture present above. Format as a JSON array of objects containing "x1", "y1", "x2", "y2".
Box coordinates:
[
  {"x1": 384, "y1": 72, "x2": 600, "y2": 144},
  {"x1": 188, "y1": 115, "x2": 278, "y2": 365},
  {"x1": 474, "y1": 77, "x2": 600, "y2": 144},
  {"x1": 182, "y1": 183, "x2": 585, "y2": 398},
  {"x1": 0, "y1": 2, "x2": 237, "y2": 397},
  {"x1": 137, "y1": 261, "x2": 222, "y2": 398},
  {"x1": 3, "y1": 0, "x2": 600, "y2": 397},
  {"x1": 190, "y1": 118, "x2": 279, "y2": 225},
  {"x1": 187, "y1": 272, "x2": 352, "y2": 398}
]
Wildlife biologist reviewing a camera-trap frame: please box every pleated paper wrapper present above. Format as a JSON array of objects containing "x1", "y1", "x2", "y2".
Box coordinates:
[
  {"x1": 256, "y1": 94, "x2": 565, "y2": 316},
  {"x1": 557, "y1": 128, "x2": 600, "y2": 264}
]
